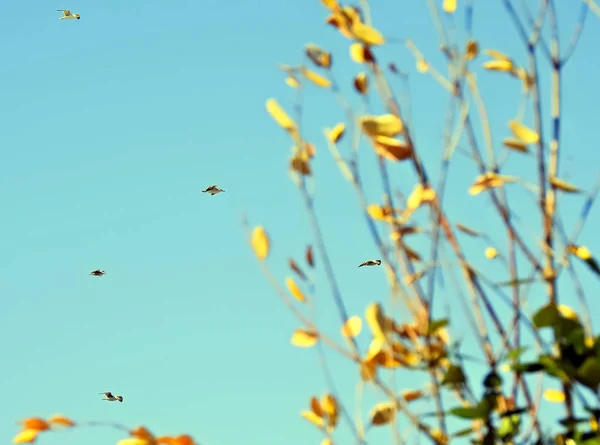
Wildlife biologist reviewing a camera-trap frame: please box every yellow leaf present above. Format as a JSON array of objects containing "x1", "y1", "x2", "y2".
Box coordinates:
[
  {"x1": 18, "y1": 419, "x2": 50, "y2": 431},
  {"x1": 286, "y1": 276, "x2": 306, "y2": 302},
  {"x1": 431, "y1": 429, "x2": 450, "y2": 445},
  {"x1": 321, "y1": 393, "x2": 339, "y2": 417},
  {"x1": 485, "y1": 49, "x2": 512, "y2": 61},
  {"x1": 12, "y1": 430, "x2": 39, "y2": 444},
  {"x1": 443, "y1": 0, "x2": 457, "y2": 13},
  {"x1": 265, "y1": 99, "x2": 296, "y2": 132},
  {"x1": 285, "y1": 77, "x2": 300, "y2": 88},
  {"x1": 372, "y1": 135, "x2": 412, "y2": 161},
  {"x1": 118, "y1": 440, "x2": 150, "y2": 445},
  {"x1": 48, "y1": 414, "x2": 75, "y2": 427},
  {"x1": 353, "y1": 72, "x2": 368, "y2": 95},
  {"x1": 359, "y1": 114, "x2": 404, "y2": 138},
  {"x1": 483, "y1": 60, "x2": 514, "y2": 72},
  {"x1": 302, "y1": 68, "x2": 332, "y2": 88},
  {"x1": 549, "y1": 176, "x2": 581, "y2": 193},
  {"x1": 503, "y1": 137, "x2": 529, "y2": 153},
  {"x1": 305, "y1": 43, "x2": 332, "y2": 69},
  {"x1": 327, "y1": 123, "x2": 346, "y2": 143},
  {"x1": 365, "y1": 302, "x2": 386, "y2": 340},
  {"x1": 300, "y1": 410, "x2": 324, "y2": 428},
  {"x1": 321, "y1": 393, "x2": 339, "y2": 430},
  {"x1": 468, "y1": 172, "x2": 516, "y2": 196},
  {"x1": 290, "y1": 329, "x2": 319, "y2": 347},
  {"x1": 416, "y1": 59, "x2": 429, "y2": 73},
  {"x1": 543, "y1": 388, "x2": 566, "y2": 403},
  {"x1": 403, "y1": 270, "x2": 426, "y2": 285},
  {"x1": 251, "y1": 226, "x2": 270, "y2": 261},
  {"x1": 508, "y1": 120, "x2": 539, "y2": 144},
  {"x1": 321, "y1": 0, "x2": 339, "y2": 10},
  {"x1": 568, "y1": 244, "x2": 592, "y2": 260},
  {"x1": 321, "y1": 439, "x2": 333, "y2": 445},
  {"x1": 407, "y1": 184, "x2": 436, "y2": 209},
  {"x1": 341, "y1": 315, "x2": 362, "y2": 338},
  {"x1": 370, "y1": 402, "x2": 396, "y2": 426},
  {"x1": 349, "y1": 43, "x2": 373, "y2": 63},
  {"x1": 466, "y1": 40, "x2": 479, "y2": 60},
  {"x1": 557, "y1": 304, "x2": 579, "y2": 321},
  {"x1": 485, "y1": 247, "x2": 498, "y2": 259},
  {"x1": 402, "y1": 389, "x2": 425, "y2": 402},
  {"x1": 351, "y1": 22, "x2": 385, "y2": 46}
]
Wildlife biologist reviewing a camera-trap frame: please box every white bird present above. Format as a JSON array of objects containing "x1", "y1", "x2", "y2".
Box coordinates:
[
  {"x1": 99, "y1": 392, "x2": 123, "y2": 402},
  {"x1": 89, "y1": 269, "x2": 106, "y2": 277},
  {"x1": 358, "y1": 259, "x2": 382, "y2": 268},
  {"x1": 202, "y1": 185, "x2": 224, "y2": 196},
  {"x1": 57, "y1": 9, "x2": 81, "y2": 20}
]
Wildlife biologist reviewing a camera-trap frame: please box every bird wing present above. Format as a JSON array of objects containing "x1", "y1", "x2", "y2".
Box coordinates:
[
  {"x1": 358, "y1": 262, "x2": 366, "y2": 267},
  {"x1": 57, "y1": 9, "x2": 71, "y2": 16},
  {"x1": 100, "y1": 392, "x2": 113, "y2": 397}
]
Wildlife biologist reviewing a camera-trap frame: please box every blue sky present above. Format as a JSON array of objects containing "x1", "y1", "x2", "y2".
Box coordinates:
[{"x1": 1, "y1": 1, "x2": 600, "y2": 444}]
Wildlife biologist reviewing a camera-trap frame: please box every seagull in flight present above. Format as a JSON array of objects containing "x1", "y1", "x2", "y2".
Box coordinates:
[
  {"x1": 99, "y1": 392, "x2": 123, "y2": 402},
  {"x1": 89, "y1": 269, "x2": 106, "y2": 277},
  {"x1": 57, "y1": 9, "x2": 81, "y2": 20},
  {"x1": 358, "y1": 260, "x2": 382, "y2": 268},
  {"x1": 202, "y1": 185, "x2": 224, "y2": 196}
]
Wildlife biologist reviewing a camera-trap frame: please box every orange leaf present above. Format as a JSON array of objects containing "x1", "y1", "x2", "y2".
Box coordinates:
[
  {"x1": 157, "y1": 438, "x2": 178, "y2": 445},
  {"x1": 175, "y1": 435, "x2": 194, "y2": 445},
  {"x1": 13, "y1": 430, "x2": 39, "y2": 444},
  {"x1": 130, "y1": 426, "x2": 155, "y2": 440},
  {"x1": 372, "y1": 136, "x2": 412, "y2": 161},
  {"x1": 306, "y1": 245, "x2": 314, "y2": 267},
  {"x1": 349, "y1": 43, "x2": 374, "y2": 64},
  {"x1": 48, "y1": 414, "x2": 74, "y2": 427},
  {"x1": 353, "y1": 73, "x2": 368, "y2": 95},
  {"x1": 310, "y1": 396, "x2": 325, "y2": 417},
  {"x1": 288, "y1": 258, "x2": 307, "y2": 281},
  {"x1": 18, "y1": 419, "x2": 50, "y2": 432},
  {"x1": 305, "y1": 43, "x2": 332, "y2": 69}
]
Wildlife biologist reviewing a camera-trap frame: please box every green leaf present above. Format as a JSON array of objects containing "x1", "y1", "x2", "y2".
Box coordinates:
[
  {"x1": 583, "y1": 257, "x2": 600, "y2": 277},
  {"x1": 507, "y1": 346, "x2": 529, "y2": 362},
  {"x1": 511, "y1": 361, "x2": 544, "y2": 373},
  {"x1": 442, "y1": 364, "x2": 466, "y2": 386},
  {"x1": 577, "y1": 357, "x2": 600, "y2": 390},
  {"x1": 482, "y1": 371, "x2": 502, "y2": 389},
  {"x1": 558, "y1": 417, "x2": 589, "y2": 428},
  {"x1": 448, "y1": 406, "x2": 487, "y2": 420},
  {"x1": 499, "y1": 407, "x2": 528, "y2": 417},
  {"x1": 498, "y1": 414, "x2": 521, "y2": 440},
  {"x1": 427, "y1": 318, "x2": 449, "y2": 335},
  {"x1": 452, "y1": 427, "x2": 474, "y2": 438},
  {"x1": 532, "y1": 304, "x2": 560, "y2": 329}
]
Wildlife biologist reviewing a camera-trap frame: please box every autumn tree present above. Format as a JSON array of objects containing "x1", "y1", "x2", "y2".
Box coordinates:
[{"x1": 247, "y1": 1, "x2": 600, "y2": 444}]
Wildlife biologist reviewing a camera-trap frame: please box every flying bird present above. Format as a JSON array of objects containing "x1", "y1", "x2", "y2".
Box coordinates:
[
  {"x1": 89, "y1": 269, "x2": 106, "y2": 277},
  {"x1": 99, "y1": 392, "x2": 123, "y2": 402},
  {"x1": 202, "y1": 185, "x2": 224, "y2": 196},
  {"x1": 358, "y1": 260, "x2": 382, "y2": 268},
  {"x1": 57, "y1": 9, "x2": 81, "y2": 20}
]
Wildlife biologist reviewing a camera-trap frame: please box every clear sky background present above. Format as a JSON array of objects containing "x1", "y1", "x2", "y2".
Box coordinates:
[{"x1": 2, "y1": 1, "x2": 600, "y2": 444}]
